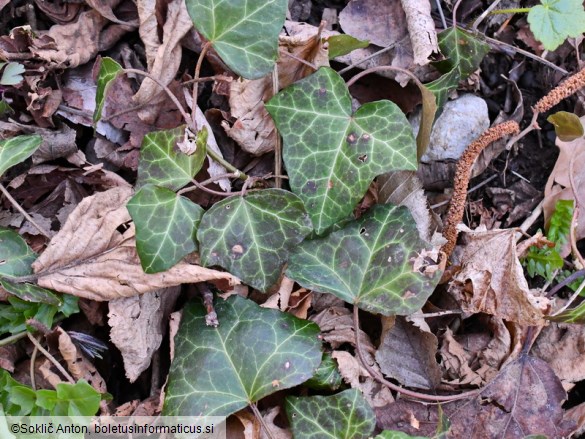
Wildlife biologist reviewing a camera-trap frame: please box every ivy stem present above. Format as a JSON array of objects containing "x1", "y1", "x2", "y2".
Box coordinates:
[
  {"x1": 489, "y1": 7, "x2": 531, "y2": 14},
  {"x1": 353, "y1": 306, "x2": 478, "y2": 402},
  {"x1": 546, "y1": 269, "x2": 585, "y2": 298},
  {"x1": 192, "y1": 41, "x2": 212, "y2": 129},
  {"x1": 551, "y1": 277, "x2": 585, "y2": 317},
  {"x1": 0, "y1": 182, "x2": 52, "y2": 238},
  {"x1": 250, "y1": 403, "x2": 276, "y2": 439},
  {"x1": 119, "y1": 68, "x2": 248, "y2": 180},
  {"x1": 273, "y1": 64, "x2": 282, "y2": 189},
  {"x1": 30, "y1": 337, "x2": 39, "y2": 390},
  {"x1": 27, "y1": 332, "x2": 75, "y2": 384}
]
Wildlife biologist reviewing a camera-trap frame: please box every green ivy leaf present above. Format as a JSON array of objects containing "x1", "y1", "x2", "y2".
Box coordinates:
[
  {"x1": 0, "y1": 62, "x2": 25, "y2": 85},
  {"x1": 136, "y1": 126, "x2": 206, "y2": 191},
  {"x1": 0, "y1": 279, "x2": 62, "y2": 306},
  {"x1": 286, "y1": 389, "x2": 375, "y2": 439},
  {"x1": 0, "y1": 228, "x2": 36, "y2": 278},
  {"x1": 266, "y1": 67, "x2": 417, "y2": 235},
  {"x1": 547, "y1": 111, "x2": 584, "y2": 142},
  {"x1": 198, "y1": 189, "x2": 312, "y2": 292},
  {"x1": 127, "y1": 184, "x2": 204, "y2": 274},
  {"x1": 304, "y1": 353, "x2": 343, "y2": 391},
  {"x1": 426, "y1": 28, "x2": 489, "y2": 108},
  {"x1": 163, "y1": 295, "x2": 322, "y2": 417},
  {"x1": 94, "y1": 57, "x2": 122, "y2": 122},
  {"x1": 528, "y1": 0, "x2": 585, "y2": 51},
  {"x1": 326, "y1": 35, "x2": 369, "y2": 59},
  {"x1": 548, "y1": 296, "x2": 585, "y2": 323},
  {"x1": 185, "y1": 0, "x2": 287, "y2": 79},
  {"x1": 0, "y1": 135, "x2": 42, "y2": 178},
  {"x1": 53, "y1": 380, "x2": 101, "y2": 416},
  {"x1": 286, "y1": 204, "x2": 441, "y2": 315}
]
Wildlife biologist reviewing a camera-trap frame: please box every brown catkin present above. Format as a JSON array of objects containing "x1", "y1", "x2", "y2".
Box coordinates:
[
  {"x1": 533, "y1": 67, "x2": 585, "y2": 113},
  {"x1": 441, "y1": 120, "x2": 520, "y2": 259}
]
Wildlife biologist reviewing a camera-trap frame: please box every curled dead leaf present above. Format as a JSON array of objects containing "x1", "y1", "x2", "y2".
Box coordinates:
[{"x1": 31, "y1": 187, "x2": 239, "y2": 300}]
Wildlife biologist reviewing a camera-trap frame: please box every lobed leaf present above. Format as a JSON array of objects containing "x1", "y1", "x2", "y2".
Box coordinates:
[
  {"x1": 0, "y1": 279, "x2": 62, "y2": 306},
  {"x1": 0, "y1": 62, "x2": 25, "y2": 85},
  {"x1": 94, "y1": 57, "x2": 122, "y2": 122},
  {"x1": 286, "y1": 204, "x2": 441, "y2": 315},
  {"x1": 304, "y1": 352, "x2": 343, "y2": 391},
  {"x1": 266, "y1": 67, "x2": 417, "y2": 234},
  {"x1": 197, "y1": 189, "x2": 312, "y2": 292},
  {"x1": 136, "y1": 126, "x2": 206, "y2": 191},
  {"x1": 426, "y1": 28, "x2": 489, "y2": 108},
  {"x1": 127, "y1": 184, "x2": 204, "y2": 274},
  {"x1": 185, "y1": 0, "x2": 287, "y2": 79},
  {"x1": 286, "y1": 389, "x2": 376, "y2": 439},
  {"x1": 0, "y1": 135, "x2": 42, "y2": 178},
  {"x1": 528, "y1": 0, "x2": 585, "y2": 51},
  {"x1": 163, "y1": 295, "x2": 322, "y2": 417}
]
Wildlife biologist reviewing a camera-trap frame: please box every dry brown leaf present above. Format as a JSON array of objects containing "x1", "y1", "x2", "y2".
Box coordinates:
[
  {"x1": 0, "y1": 345, "x2": 19, "y2": 373},
  {"x1": 223, "y1": 24, "x2": 329, "y2": 155},
  {"x1": 375, "y1": 399, "x2": 438, "y2": 438},
  {"x1": 39, "y1": 358, "x2": 64, "y2": 388},
  {"x1": 375, "y1": 316, "x2": 441, "y2": 390},
  {"x1": 447, "y1": 354, "x2": 575, "y2": 438},
  {"x1": 533, "y1": 322, "x2": 585, "y2": 391},
  {"x1": 564, "y1": 400, "x2": 585, "y2": 438},
  {"x1": 32, "y1": 187, "x2": 239, "y2": 300},
  {"x1": 87, "y1": 0, "x2": 138, "y2": 26},
  {"x1": 262, "y1": 276, "x2": 295, "y2": 310},
  {"x1": 136, "y1": 0, "x2": 158, "y2": 67},
  {"x1": 260, "y1": 407, "x2": 292, "y2": 439},
  {"x1": 133, "y1": 0, "x2": 193, "y2": 123},
  {"x1": 168, "y1": 310, "x2": 182, "y2": 363},
  {"x1": 449, "y1": 226, "x2": 549, "y2": 325},
  {"x1": 338, "y1": 0, "x2": 408, "y2": 47},
  {"x1": 439, "y1": 328, "x2": 484, "y2": 386},
  {"x1": 108, "y1": 286, "x2": 180, "y2": 382},
  {"x1": 55, "y1": 327, "x2": 107, "y2": 393},
  {"x1": 400, "y1": 0, "x2": 438, "y2": 65},
  {"x1": 543, "y1": 116, "x2": 585, "y2": 246},
  {"x1": 31, "y1": 4, "x2": 135, "y2": 68},
  {"x1": 310, "y1": 305, "x2": 373, "y2": 350}
]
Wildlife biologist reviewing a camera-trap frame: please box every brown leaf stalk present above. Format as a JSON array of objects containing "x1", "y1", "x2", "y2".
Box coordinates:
[{"x1": 441, "y1": 121, "x2": 520, "y2": 259}]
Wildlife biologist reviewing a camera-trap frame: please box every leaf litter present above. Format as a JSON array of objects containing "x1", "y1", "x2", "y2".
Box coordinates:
[{"x1": 1, "y1": 0, "x2": 585, "y2": 436}]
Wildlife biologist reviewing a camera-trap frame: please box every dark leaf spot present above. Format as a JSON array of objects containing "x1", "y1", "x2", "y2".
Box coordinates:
[
  {"x1": 359, "y1": 227, "x2": 366, "y2": 235},
  {"x1": 358, "y1": 154, "x2": 368, "y2": 163},
  {"x1": 304, "y1": 181, "x2": 317, "y2": 193}
]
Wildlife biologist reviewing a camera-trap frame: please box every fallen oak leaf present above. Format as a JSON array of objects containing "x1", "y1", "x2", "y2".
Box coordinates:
[{"x1": 31, "y1": 187, "x2": 238, "y2": 301}]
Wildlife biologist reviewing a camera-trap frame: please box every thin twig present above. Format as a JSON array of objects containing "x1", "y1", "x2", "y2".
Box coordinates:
[
  {"x1": 101, "y1": 102, "x2": 150, "y2": 122},
  {"x1": 177, "y1": 173, "x2": 242, "y2": 196},
  {"x1": 546, "y1": 269, "x2": 585, "y2": 298},
  {"x1": 27, "y1": 332, "x2": 75, "y2": 384},
  {"x1": 471, "y1": 0, "x2": 504, "y2": 31},
  {"x1": 452, "y1": 0, "x2": 463, "y2": 28},
  {"x1": 551, "y1": 277, "x2": 585, "y2": 316},
  {"x1": 192, "y1": 42, "x2": 212, "y2": 129},
  {"x1": 30, "y1": 339, "x2": 39, "y2": 390},
  {"x1": 431, "y1": 174, "x2": 498, "y2": 210},
  {"x1": 250, "y1": 403, "x2": 276, "y2": 439},
  {"x1": 415, "y1": 310, "x2": 462, "y2": 318},
  {"x1": 182, "y1": 75, "x2": 233, "y2": 85},
  {"x1": 196, "y1": 283, "x2": 219, "y2": 327},
  {"x1": 346, "y1": 65, "x2": 426, "y2": 89},
  {"x1": 0, "y1": 331, "x2": 28, "y2": 347},
  {"x1": 0, "y1": 182, "x2": 51, "y2": 238},
  {"x1": 281, "y1": 50, "x2": 318, "y2": 71},
  {"x1": 434, "y1": 0, "x2": 447, "y2": 29},
  {"x1": 568, "y1": 154, "x2": 585, "y2": 269},
  {"x1": 337, "y1": 39, "x2": 406, "y2": 75},
  {"x1": 353, "y1": 307, "x2": 477, "y2": 402}
]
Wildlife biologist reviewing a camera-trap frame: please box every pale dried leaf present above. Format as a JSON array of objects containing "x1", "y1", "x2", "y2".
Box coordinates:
[
  {"x1": 261, "y1": 407, "x2": 292, "y2": 439},
  {"x1": 223, "y1": 24, "x2": 329, "y2": 155},
  {"x1": 375, "y1": 317, "x2": 441, "y2": 389},
  {"x1": 311, "y1": 305, "x2": 374, "y2": 350},
  {"x1": 56, "y1": 327, "x2": 107, "y2": 393},
  {"x1": 399, "y1": 0, "x2": 439, "y2": 65},
  {"x1": 134, "y1": 0, "x2": 193, "y2": 123},
  {"x1": 136, "y1": 0, "x2": 159, "y2": 67},
  {"x1": 168, "y1": 310, "x2": 182, "y2": 363},
  {"x1": 32, "y1": 187, "x2": 239, "y2": 300},
  {"x1": 449, "y1": 226, "x2": 548, "y2": 325},
  {"x1": 108, "y1": 286, "x2": 180, "y2": 382},
  {"x1": 262, "y1": 275, "x2": 295, "y2": 310},
  {"x1": 87, "y1": 0, "x2": 138, "y2": 25},
  {"x1": 439, "y1": 328, "x2": 484, "y2": 386}
]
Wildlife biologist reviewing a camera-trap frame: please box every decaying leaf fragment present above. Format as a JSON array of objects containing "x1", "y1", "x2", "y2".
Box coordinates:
[
  {"x1": 31, "y1": 187, "x2": 238, "y2": 300},
  {"x1": 223, "y1": 23, "x2": 329, "y2": 155},
  {"x1": 449, "y1": 226, "x2": 549, "y2": 325}
]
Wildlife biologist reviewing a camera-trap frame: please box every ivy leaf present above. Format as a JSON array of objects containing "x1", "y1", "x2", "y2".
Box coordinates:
[
  {"x1": 127, "y1": 184, "x2": 204, "y2": 274},
  {"x1": 286, "y1": 389, "x2": 376, "y2": 439},
  {"x1": 0, "y1": 62, "x2": 25, "y2": 85},
  {"x1": 548, "y1": 299, "x2": 585, "y2": 323},
  {"x1": 326, "y1": 35, "x2": 369, "y2": 59},
  {"x1": 286, "y1": 204, "x2": 441, "y2": 315},
  {"x1": 0, "y1": 228, "x2": 37, "y2": 278},
  {"x1": 0, "y1": 135, "x2": 42, "y2": 178},
  {"x1": 304, "y1": 352, "x2": 343, "y2": 391},
  {"x1": 136, "y1": 126, "x2": 206, "y2": 191},
  {"x1": 426, "y1": 28, "x2": 489, "y2": 108},
  {"x1": 266, "y1": 67, "x2": 417, "y2": 235},
  {"x1": 163, "y1": 295, "x2": 322, "y2": 417},
  {"x1": 185, "y1": 0, "x2": 287, "y2": 79},
  {"x1": 375, "y1": 432, "x2": 429, "y2": 439},
  {"x1": 197, "y1": 189, "x2": 312, "y2": 292},
  {"x1": 528, "y1": 0, "x2": 585, "y2": 51},
  {"x1": 94, "y1": 57, "x2": 122, "y2": 122},
  {"x1": 0, "y1": 280, "x2": 62, "y2": 306}
]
